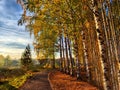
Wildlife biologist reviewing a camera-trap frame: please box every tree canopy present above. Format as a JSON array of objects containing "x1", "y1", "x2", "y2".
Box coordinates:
[{"x1": 17, "y1": 0, "x2": 120, "y2": 90}]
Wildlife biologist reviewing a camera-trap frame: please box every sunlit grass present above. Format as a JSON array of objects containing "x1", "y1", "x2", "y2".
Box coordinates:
[
  {"x1": 0, "y1": 65, "x2": 47, "y2": 89},
  {"x1": 9, "y1": 72, "x2": 32, "y2": 88},
  {"x1": 0, "y1": 68, "x2": 33, "y2": 90}
]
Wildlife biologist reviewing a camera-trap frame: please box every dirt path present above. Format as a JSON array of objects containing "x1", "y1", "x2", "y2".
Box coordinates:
[{"x1": 19, "y1": 70, "x2": 52, "y2": 90}]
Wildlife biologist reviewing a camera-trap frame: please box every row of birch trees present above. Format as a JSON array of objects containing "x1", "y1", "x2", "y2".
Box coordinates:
[{"x1": 17, "y1": 0, "x2": 120, "y2": 90}]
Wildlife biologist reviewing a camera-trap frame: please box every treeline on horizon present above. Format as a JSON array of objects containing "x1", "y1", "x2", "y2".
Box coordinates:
[
  {"x1": 0, "y1": 55, "x2": 20, "y2": 68},
  {"x1": 0, "y1": 54, "x2": 39, "y2": 68}
]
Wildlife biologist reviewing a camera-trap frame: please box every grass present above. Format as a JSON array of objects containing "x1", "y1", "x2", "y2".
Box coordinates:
[
  {"x1": 0, "y1": 68, "x2": 32, "y2": 90},
  {"x1": 0, "y1": 73, "x2": 32, "y2": 90},
  {"x1": 0, "y1": 64, "x2": 51, "y2": 90},
  {"x1": 0, "y1": 81, "x2": 17, "y2": 90},
  {"x1": 0, "y1": 68, "x2": 25, "y2": 79},
  {"x1": 9, "y1": 72, "x2": 32, "y2": 88}
]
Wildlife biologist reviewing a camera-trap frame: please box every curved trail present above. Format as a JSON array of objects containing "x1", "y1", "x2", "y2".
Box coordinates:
[{"x1": 19, "y1": 70, "x2": 52, "y2": 90}]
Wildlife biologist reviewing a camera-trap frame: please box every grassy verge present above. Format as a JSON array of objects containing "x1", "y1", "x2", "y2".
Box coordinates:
[
  {"x1": 0, "y1": 65, "x2": 52, "y2": 90},
  {"x1": 0, "y1": 68, "x2": 32, "y2": 90}
]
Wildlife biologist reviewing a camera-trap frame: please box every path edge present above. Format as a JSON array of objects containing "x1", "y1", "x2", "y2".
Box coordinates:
[{"x1": 48, "y1": 71, "x2": 54, "y2": 90}]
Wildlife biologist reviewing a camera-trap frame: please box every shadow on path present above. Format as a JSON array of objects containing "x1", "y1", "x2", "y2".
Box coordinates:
[{"x1": 19, "y1": 70, "x2": 52, "y2": 90}]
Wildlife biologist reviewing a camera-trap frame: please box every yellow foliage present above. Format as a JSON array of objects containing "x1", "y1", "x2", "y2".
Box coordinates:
[
  {"x1": 53, "y1": 0, "x2": 60, "y2": 4},
  {"x1": 85, "y1": 20, "x2": 90, "y2": 28},
  {"x1": 37, "y1": 52, "x2": 45, "y2": 60}
]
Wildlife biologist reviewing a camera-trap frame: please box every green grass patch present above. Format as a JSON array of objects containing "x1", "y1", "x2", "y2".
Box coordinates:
[
  {"x1": 0, "y1": 81, "x2": 17, "y2": 90},
  {"x1": 0, "y1": 68, "x2": 25, "y2": 78},
  {"x1": 9, "y1": 72, "x2": 32, "y2": 88},
  {"x1": 0, "y1": 68, "x2": 33, "y2": 90}
]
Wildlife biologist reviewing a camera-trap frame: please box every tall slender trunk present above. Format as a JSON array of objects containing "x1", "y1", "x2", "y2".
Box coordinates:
[
  {"x1": 59, "y1": 35, "x2": 63, "y2": 71},
  {"x1": 65, "y1": 36, "x2": 70, "y2": 74},
  {"x1": 67, "y1": 38, "x2": 74, "y2": 76},
  {"x1": 81, "y1": 30, "x2": 90, "y2": 81},
  {"x1": 91, "y1": 0, "x2": 107, "y2": 89},
  {"x1": 61, "y1": 36, "x2": 66, "y2": 72},
  {"x1": 106, "y1": 1, "x2": 120, "y2": 90},
  {"x1": 78, "y1": 29, "x2": 86, "y2": 81},
  {"x1": 99, "y1": 0, "x2": 120, "y2": 89},
  {"x1": 74, "y1": 36, "x2": 81, "y2": 80},
  {"x1": 84, "y1": 23, "x2": 102, "y2": 87},
  {"x1": 52, "y1": 43, "x2": 55, "y2": 69}
]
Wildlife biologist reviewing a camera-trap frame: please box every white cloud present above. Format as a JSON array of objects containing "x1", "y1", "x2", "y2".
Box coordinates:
[{"x1": 0, "y1": 0, "x2": 35, "y2": 59}]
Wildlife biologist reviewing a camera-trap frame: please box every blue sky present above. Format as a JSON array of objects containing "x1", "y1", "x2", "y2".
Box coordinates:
[{"x1": 0, "y1": 0, "x2": 35, "y2": 59}]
